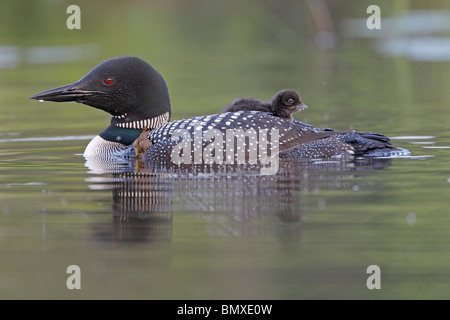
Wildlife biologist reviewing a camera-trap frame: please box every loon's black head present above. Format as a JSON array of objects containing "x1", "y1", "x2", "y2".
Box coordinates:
[
  {"x1": 271, "y1": 90, "x2": 307, "y2": 115},
  {"x1": 30, "y1": 56, "x2": 171, "y2": 124}
]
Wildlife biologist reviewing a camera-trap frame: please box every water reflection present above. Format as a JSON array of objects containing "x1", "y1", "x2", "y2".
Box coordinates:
[
  {"x1": 0, "y1": 44, "x2": 100, "y2": 69},
  {"x1": 86, "y1": 158, "x2": 393, "y2": 244}
]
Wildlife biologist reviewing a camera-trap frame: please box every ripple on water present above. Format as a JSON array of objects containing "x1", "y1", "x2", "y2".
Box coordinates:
[
  {"x1": 390, "y1": 136, "x2": 436, "y2": 140},
  {"x1": 0, "y1": 135, "x2": 95, "y2": 143},
  {"x1": 5, "y1": 182, "x2": 47, "y2": 186}
]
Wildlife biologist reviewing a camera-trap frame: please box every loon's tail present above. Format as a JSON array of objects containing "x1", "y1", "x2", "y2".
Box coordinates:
[
  {"x1": 282, "y1": 129, "x2": 411, "y2": 159},
  {"x1": 337, "y1": 131, "x2": 410, "y2": 157}
]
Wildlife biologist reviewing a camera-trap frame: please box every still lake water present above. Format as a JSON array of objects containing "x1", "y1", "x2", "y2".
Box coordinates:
[{"x1": 1, "y1": 1, "x2": 450, "y2": 299}]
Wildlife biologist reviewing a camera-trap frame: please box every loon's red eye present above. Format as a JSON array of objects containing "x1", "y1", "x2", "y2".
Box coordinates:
[{"x1": 104, "y1": 78, "x2": 114, "y2": 85}]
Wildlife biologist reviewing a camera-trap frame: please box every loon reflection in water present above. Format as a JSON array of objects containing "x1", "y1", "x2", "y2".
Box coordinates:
[{"x1": 87, "y1": 158, "x2": 392, "y2": 243}]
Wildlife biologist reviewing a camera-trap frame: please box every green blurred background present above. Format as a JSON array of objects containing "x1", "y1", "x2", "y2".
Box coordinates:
[{"x1": 1, "y1": 0, "x2": 449, "y2": 137}]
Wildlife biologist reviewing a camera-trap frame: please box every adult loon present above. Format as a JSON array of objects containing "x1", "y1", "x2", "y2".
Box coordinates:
[
  {"x1": 30, "y1": 56, "x2": 409, "y2": 166},
  {"x1": 223, "y1": 90, "x2": 307, "y2": 122}
]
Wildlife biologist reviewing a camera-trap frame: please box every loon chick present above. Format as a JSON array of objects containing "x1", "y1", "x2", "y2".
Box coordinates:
[
  {"x1": 30, "y1": 56, "x2": 409, "y2": 164},
  {"x1": 224, "y1": 90, "x2": 307, "y2": 121}
]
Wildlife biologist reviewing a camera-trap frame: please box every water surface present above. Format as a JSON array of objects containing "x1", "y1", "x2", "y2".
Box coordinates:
[{"x1": 0, "y1": 1, "x2": 449, "y2": 299}]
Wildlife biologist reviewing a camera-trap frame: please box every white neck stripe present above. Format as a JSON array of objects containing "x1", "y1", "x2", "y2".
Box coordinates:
[{"x1": 115, "y1": 111, "x2": 170, "y2": 130}]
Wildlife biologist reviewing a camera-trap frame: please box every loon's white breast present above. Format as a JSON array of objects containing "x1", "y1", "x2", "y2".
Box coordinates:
[{"x1": 83, "y1": 135, "x2": 129, "y2": 159}]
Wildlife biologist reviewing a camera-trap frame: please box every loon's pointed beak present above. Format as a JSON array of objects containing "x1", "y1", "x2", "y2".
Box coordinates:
[{"x1": 30, "y1": 81, "x2": 104, "y2": 103}]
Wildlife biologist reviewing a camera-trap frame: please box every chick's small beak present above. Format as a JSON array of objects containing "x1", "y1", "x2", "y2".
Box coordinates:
[{"x1": 296, "y1": 103, "x2": 308, "y2": 111}]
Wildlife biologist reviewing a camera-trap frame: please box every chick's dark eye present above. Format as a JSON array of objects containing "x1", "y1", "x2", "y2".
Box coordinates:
[
  {"x1": 287, "y1": 98, "x2": 294, "y2": 105},
  {"x1": 104, "y1": 78, "x2": 114, "y2": 85}
]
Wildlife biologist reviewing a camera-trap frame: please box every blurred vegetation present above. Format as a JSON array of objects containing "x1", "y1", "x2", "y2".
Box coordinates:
[{"x1": 0, "y1": 0, "x2": 449, "y2": 136}]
